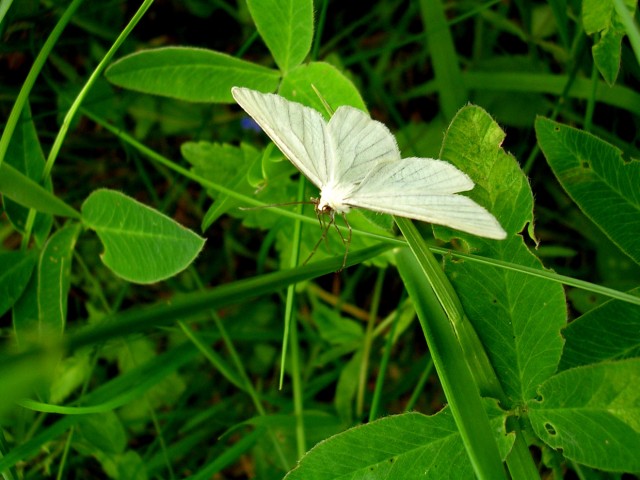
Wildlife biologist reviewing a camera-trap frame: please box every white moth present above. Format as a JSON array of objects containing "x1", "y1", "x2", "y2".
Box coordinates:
[{"x1": 231, "y1": 87, "x2": 507, "y2": 247}]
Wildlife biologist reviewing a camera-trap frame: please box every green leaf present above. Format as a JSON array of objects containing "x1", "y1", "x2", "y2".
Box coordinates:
[
  {"x1": 559, "y1": 287, "x2": 640, "y2": 370},
  {"x1": 418, "y1": 0, "x2": 466, "y2": 118},
  {"x1": 181, "y1": 141, "x2": 262, "y2": 231},
  {"x1": 0, "y1": 343, "x2": 199, "y2": 471},
  {"x1": 2, "y1": 104, "x2": 53, "y2": 243},
  {"x1": 77, "y1": 411, "x2": 127, "y2": 454},
  {"x1": 334, "y1": 351, "x2": 361, "y2": 424},
  {"x1": 37, "y1": 223, "x2": 82, "y2": 338},
  {"x1": 105, "y1": 47, "x2": 280, "y2": 103},
  {"x1": 312, "y1": 302, "x2": 363, "y2": 346},
  {"x1": 395, "y1": 243, "x2": 508, "y2": 479},
  {"x1": 582, "y1": 0, "x2": 637, "y2": 85},
  {"x1": 285, "y1": 407, "x2": 513, "y2": 480},
  {"x1": 528, "y1": 359, "x2": 640, "y2": 472},
  {"x1": 592, "y1": 28, "x2": 624, "y2": 85},
  {"x1": 280, "y1": 62, "x2": 367, "y2": 116},
  {"x1": 12, "y1": 224, "x2": 81, "y2": 346},
  {"x1": 81, "y1": 189, "x2": 205, "y2": 284},
  {"x1": 12, "y1": 263, "x2": 39, "y2": 348},
  {"x1": 0, "y1": 163, "x2": 80, "y2": 219},
  {"x1": 439, "y1": 107, "x2": 566, "y2": 404},
  {"x1": 246, "y1": 0, "x2": 313, "y2": 73},
  {"x1": 535, "y1": 117, "x2": 640, "y2": 265},
  {"x1": 0, "y1": 250, "x2": 37, "y2": 317}
]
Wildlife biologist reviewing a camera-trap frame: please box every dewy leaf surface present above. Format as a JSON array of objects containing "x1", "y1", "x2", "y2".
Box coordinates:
[
  {"x1": 536, "y1": 117, "x2": 640, "y2": 265},
  {"x1": 528, "y1": 359, "x2": 640, "y2": 472},
  {"x1": 438, "y1": 106, "x2": 566, "y2": 404},
  {"x1": 247, "y1": 0, "x2": 313, "y2": 73},
  {"x1": 81, "y1": 189, "x2": 205, "y2": 284},
  {"x1": 285, "y1": 407, "x2": 513, "y2": 480},
  {"x1": 105, "y1": 47, "x2": 280, "y2": 103}
]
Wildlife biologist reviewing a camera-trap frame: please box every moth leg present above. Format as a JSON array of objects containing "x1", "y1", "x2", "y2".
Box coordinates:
[
  {"x1": 337, "y1": 213, "x2": 351, "y2": 272},
  {"x1": 303, "y1": 210, "x2": 335, "y2": 266}
]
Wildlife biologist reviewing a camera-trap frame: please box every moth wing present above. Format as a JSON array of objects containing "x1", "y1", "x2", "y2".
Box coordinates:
[
  {"x1": 232, "y1": 87, "x2": 334, "y2": 188},
  {"x1": 346, "y1": 157, "x2": 507, "y2": 239},
  {"x1": 327, "y1": 106, "x2": 401, "y2": 185}
]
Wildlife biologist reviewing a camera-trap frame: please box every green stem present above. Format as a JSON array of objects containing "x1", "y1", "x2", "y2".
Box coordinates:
[
  {"x1": 357, "y1": 267, "x2": 386, "y2": 418},
  {"x1": 0, "y1": 0, "x2": 85, "y2": 170},
  {"x1": 42, "y1": 0, "x2": 155, "y2": 180}
]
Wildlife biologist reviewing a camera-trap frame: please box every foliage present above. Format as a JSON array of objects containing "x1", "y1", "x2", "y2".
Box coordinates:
[{"x1": 1, "y1": 0, "x2": 639, "y2": 479}]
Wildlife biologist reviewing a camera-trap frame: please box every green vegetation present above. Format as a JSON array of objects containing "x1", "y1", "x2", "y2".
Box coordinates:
[{"x1": 1, "y1": 0, "x2": 639, "y2": 478}]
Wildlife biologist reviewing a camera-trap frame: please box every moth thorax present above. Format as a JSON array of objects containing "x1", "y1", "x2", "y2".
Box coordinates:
[{"x1": 318, "y1": 183, "x2": 351, "y2": 215}]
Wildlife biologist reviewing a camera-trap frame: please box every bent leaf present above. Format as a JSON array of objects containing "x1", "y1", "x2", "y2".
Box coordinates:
[
  {"x1": 536, "y1": 117, "x2": 640, "y2": 265},
  {"x1": 0, "y1": 163, "x2": 79, "y2": 219},
  {"x1": 81, "y1": 189, "x2": 205, "y2": 284}
]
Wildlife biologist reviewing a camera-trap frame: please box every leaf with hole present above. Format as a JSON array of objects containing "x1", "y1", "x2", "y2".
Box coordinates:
[
  {"x1": 536, "y1": 117, "x2": 640, "y2": 266},
  {"x1": 528, "y1": 359, "x2": 640, "y2": 472}
]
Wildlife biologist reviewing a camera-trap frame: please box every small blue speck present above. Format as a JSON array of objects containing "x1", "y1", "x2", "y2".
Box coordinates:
[{"x1": 241, "y1": 117, "x2": 262, "y2": 133}]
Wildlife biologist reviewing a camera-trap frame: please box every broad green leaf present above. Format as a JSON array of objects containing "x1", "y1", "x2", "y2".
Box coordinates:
[
  {"x1": 285, "y1": 406, "x2": 513, "y2": 480},
  {"x1": 528, "y1": 359, "x2": 640, "y2": 472},
  {"x1": 37, "y1": 223, "x2": 82, "y2": 338},
  {"x1": 438, "y1": 106, "x2": 566, "y2": 404},
  {"x1": 535, "y1": 117, "x2": 640, "y2": 265},
  {"x1": 559, "y1": 287, "x2": 640, "y2": 370},
  {"x1": 246, "y1": 0, "x2": 313, "y2": 73},
  {"x1": 0, "y1": 163, "x2": 80, "y2": 219},
  {"x1": 0, "y1": 250, "x2": 37, "y2": 317},
  {"x1": 77, "y1": 411, "x2": 127, "y2": 454},
  {"x1": 181, "y1": 141, "x2": 263, "y2": 231},
  {"x1": 105, "y1": 47, "x2": 280, "y2": 103},
  {"x1": 279, "y1": 62, "x2": 367, "y2": 116},
  {"x1": 2, "y1": 104, "x2": 53, "y2": 244},
  {"x1": 81, "y1": 189, "x2": 205, "y2": 284},
  {"x1": 582, "y1": 0, "x2": 637, "y2": 85}
]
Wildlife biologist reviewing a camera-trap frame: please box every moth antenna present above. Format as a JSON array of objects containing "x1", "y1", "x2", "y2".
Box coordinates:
[
  {"x1": 238, "y1": 200, "x2": 315, "y2": 211},
  {"x1": 310, "y1": 84, "x2": 335, "y2": 116}
]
